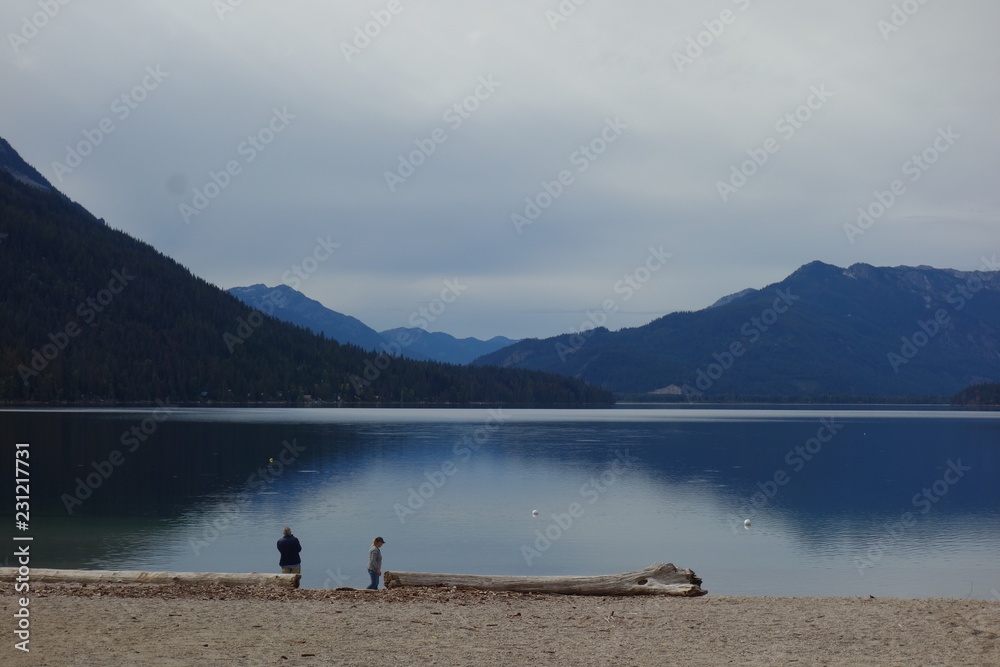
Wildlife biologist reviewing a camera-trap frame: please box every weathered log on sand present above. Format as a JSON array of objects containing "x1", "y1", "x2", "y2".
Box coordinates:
[
  {"x1": 0, "y1": 568, "x2": 300, "y2": 589},
  {"x1": 384, "y1": 562, "x2": 705, "y2": 596}
]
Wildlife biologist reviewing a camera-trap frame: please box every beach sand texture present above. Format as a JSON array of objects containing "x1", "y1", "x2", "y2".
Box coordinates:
[{"x1": 4, "y1": 584, "x2": 1000, "y2": 665}]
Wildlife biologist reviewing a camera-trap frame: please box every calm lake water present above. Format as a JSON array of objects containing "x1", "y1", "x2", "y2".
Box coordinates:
[{"x1": 3, "y1": 406, "x2": 999, "y2": 599}]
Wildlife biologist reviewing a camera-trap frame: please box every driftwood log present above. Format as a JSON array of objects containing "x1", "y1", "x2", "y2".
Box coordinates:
[
  {"x1": 0, "y1": 568, "x2": 300, "y2": 589},
  {"x1": 384, "y1": 562, "x2": 705, "y2": 597}
]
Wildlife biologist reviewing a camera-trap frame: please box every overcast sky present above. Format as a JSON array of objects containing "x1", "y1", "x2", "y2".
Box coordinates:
[{"x1": 3, "y1": 1, "x2": 997, "y2": 339}]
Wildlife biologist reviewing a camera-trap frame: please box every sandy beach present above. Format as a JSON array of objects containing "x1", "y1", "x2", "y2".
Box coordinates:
[{"x1": 4, "y1": 583, "x2": 999, "y2": 666}]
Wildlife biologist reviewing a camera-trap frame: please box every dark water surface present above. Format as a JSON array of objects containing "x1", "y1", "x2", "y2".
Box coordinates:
[{"x1": 3, "y1": 406, "x2": 998, "y2": 598}]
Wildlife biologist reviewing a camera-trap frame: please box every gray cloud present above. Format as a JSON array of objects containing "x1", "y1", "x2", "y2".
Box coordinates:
[{"x1": 3, "y1": 0, "x2": 997, "y2": 339}]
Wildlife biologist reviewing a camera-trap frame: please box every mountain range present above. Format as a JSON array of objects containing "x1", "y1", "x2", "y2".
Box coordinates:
[
  {"x1": 473, "y1": 260, "x2": 1000, "y2": 397},
  {"x1": 227, "y1": 284, "x2": 518, "y2": 365},
  {"x1": 0, "y1": 136, "x2": 611, "y2": 405},
  {"x1": 3, "y1": 132, "x2": 996, "y2": 401}
]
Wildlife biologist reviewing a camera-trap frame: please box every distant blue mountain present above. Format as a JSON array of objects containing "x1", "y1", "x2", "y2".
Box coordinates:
[
  {"x1": 227, "y1": 284, "x2": 520, "y2": 364},
  {"x1": 380, "y1": 328, "x2": 519, "y2": 365},
  {"x1": 474, "y1": 261, "x2": 1000, "y2": 397},
  {"x1": 228, "y1": 284, "x2": 386, "y2": 352}
]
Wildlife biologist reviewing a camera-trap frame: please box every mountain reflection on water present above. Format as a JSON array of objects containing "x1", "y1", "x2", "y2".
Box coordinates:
[{"x1": 4, "y1": 406, "x2": 998, "y2": 599}]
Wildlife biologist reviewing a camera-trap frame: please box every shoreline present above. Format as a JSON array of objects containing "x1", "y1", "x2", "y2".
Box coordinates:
[
  {"x1": 5, "y1": 583, "x2": 998, "y2": 665},
  {"x1": 6, "y1": 399, "x2": 993, "y2": 408}
]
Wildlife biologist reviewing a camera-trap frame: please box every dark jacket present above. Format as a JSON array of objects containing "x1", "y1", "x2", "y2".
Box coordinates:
[{"x1": 277, "y1": 535, "x2": 302, "y2": 567}]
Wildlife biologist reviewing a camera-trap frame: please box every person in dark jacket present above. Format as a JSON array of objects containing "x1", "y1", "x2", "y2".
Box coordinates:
[{"x1": 277, "y1": 526, "x2": 302, "y2": 574}]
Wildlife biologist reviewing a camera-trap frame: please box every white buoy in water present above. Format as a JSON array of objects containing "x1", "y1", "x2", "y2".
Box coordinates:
[
  {"x1": 531, "y1": 509, "x2": 539, "y2": 516},
  {"x1": 744, "y1": 519, "x2": 751, "y2": 528}
]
